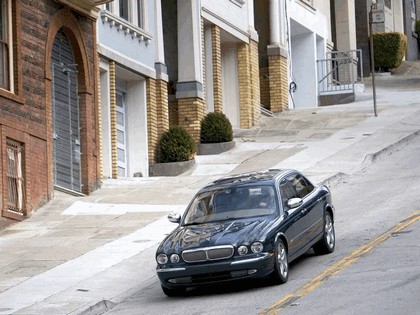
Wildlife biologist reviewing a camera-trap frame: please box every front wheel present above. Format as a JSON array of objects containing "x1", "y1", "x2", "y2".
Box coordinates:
[
  {"x1": 313, "y1": 212, "x2": 335, "y2": 255},
  {"x1": 271, "y1": 239, "x2": 289, "y2": 284}
]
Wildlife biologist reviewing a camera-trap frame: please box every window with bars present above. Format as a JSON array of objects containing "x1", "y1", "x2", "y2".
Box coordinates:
[{"x1": 6, "y1": 139, "x2": 25, "y2": 214}]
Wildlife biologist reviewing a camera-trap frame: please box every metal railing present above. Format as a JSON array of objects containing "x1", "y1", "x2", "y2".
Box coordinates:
[{"x1": 317, "y1": 49, "x2": 363, "y2": 95}]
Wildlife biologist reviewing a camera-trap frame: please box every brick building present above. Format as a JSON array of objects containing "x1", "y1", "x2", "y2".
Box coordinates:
[{"x1": 0, "y1": 0, "x2": 107, "y2": 228}]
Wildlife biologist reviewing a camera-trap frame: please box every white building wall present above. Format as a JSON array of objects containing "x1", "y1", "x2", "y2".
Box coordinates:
[
  {"x1": 290, "y1": 31, "x2": 317, "y2": 108},
  {"x1": 100, "y1": 61, "x2": 112, "y2": 178},
  {"x1": 98, "y1": 0, "x2": 157, "y2": 72},
  {"x1": 97, "y1": 0, "x2": 164, "y2": 178},
  {"x1": 392, "y1": 0, "x2": 404, "y2": 33},
  {"x1": 201, "y1": 0, "x2": 249, "y2": 33},
  {"x1": 221, "y1": 44, "x2": 240, "y2": 127},
  {"x1": 126, "y1": 80, "x2": 148, "y2": 177},
  {"x1": 200, "y1": 0, "x2": 254, "y2": 124},
  {"x1": 314, "y1": 0, "x2": 333, "y2": 41},
  {"x1": 287, "y1": 0, "x2": 329, "y2": 108},
  {"x1": 288, "y1": 1, "x2": 329, "y2": 39},
  {"x1": 204, "y1": 27, "x2": 214, "y2": 113}
]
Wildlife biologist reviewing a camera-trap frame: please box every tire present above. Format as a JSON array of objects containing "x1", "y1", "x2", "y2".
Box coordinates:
[
  {"x1": 271, "y1": 239, "x2": 289, "y2": 284},
  {"x1": 313, "y1": 212, "x2": 335, "y2": 255},
  {"x1": 161, "y1": 285, "x2": 186, "y2": 297}
]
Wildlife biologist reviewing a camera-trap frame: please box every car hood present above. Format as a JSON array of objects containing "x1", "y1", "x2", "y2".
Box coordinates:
[{"x1": 159, "y1": 218, "x2": 274, "y2": 253}]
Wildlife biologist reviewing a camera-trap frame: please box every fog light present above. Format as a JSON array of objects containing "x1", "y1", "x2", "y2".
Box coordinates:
[
  {"x1": 231, "y1": 270, "x2": 248, "y2": 278},
  {"x1": 248, "y1": 269, "x2": 257, "y2": 275},
  {"x1": 168, "y1": 277, "x2": 191, "y2": 284}
]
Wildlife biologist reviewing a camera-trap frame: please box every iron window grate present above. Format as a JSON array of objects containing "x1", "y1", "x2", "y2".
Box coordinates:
[{"x1": 6, "y1": 139, "x2": 25, "y2": 214}]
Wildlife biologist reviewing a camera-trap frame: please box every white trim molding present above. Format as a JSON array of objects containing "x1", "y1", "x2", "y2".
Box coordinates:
[{"x1": 100, "y1": 10, "x2": 152, "y2": 45}]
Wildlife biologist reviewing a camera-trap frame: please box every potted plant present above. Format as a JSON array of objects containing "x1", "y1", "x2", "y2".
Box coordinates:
[
  {"x1": 199, "y1": 112, "x2": 235, "y2": 155},
  {"x1": 149, "y1": 126, "x2": 196, "y2": 176}
]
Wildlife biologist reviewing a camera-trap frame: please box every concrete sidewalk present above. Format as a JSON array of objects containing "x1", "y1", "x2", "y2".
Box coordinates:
[{"x1": 0, "y1": 73, "x2": 420, "y2": 315}]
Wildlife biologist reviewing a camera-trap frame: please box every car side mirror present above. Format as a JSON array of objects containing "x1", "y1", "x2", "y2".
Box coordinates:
[
  {"x1": 168, "y1": 212, "x2": 181, "y2": 223},
  {"x1": 287, "y1": 198, "x2": 303, "y2": 209}
]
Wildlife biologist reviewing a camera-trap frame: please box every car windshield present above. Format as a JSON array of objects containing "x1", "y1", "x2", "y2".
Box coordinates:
[{"x1": 183, "y1": 185, "x2": 278, "y2": 225}]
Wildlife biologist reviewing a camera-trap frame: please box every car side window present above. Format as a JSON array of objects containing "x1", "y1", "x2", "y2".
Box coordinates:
[
  {"x1": 279, "y1": 179, "x2": 297, "y2": 211},
  {"x1": 289, "y1": 174, "x2": 314, "y2": 198}
]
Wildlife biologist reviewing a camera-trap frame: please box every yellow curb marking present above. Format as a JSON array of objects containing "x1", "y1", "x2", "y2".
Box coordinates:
[{"x1": 260, "y1": 210, "x2": 420, "y2": 315}]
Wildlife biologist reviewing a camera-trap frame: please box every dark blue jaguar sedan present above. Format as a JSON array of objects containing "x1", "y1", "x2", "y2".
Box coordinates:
[{"x1": 156, "y1": 169, "x2": 335, "y2": 296}]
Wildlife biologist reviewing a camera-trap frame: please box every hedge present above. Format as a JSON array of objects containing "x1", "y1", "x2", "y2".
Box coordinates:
[{"x1": 373, "y1": 32, "x2": 407, "y2": 71}]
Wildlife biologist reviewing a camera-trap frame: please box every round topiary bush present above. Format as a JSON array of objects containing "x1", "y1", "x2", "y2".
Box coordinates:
[
  {"x1": 158, "y1": 126, "x2": 196, "y2": 163},
  {"x1": 200, "y1": 112, "x2": 233, "y2": 144}
]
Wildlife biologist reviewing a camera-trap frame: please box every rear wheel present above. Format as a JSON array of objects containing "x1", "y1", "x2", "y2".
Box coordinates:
[
  {"x1": 313, "y1": 212, "x2": 335, "y2": 255},
  {"x1": 271, "y1": 239, "x2": 288, "y2": 284},
  {"x1": 161, "y1": 285, "x2": 186, "y2": 297}
]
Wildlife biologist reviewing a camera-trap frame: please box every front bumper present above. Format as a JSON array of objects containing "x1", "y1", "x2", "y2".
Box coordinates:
[{"x1": 157, "y1": 252, "x2": 275, "y2": 289}]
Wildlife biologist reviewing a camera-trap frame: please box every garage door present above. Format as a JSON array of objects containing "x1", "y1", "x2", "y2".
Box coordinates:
[{"x1": 51, "y1": 30, "x2": 81, "y2": 192}]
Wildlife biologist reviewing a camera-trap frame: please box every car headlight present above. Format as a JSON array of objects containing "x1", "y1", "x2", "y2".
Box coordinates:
[
  {"x1": 156, "y1": 253, "x2": 168, "y2": 264},
  {"x1": 170, "y1": 254, "x2": 180, "y2": 263},
  {"x1": 238, "y1": 245, "x2": 248, "y2": 255},
  {"x1": 251, "y1": 242, "x2": 264, "y2": 253}
]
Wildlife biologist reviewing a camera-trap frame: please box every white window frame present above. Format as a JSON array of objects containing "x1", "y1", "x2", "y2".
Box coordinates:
[
  {"x1": 0, "y1": 0, "x2": 14, "y2": 92},
  {"x1": 134, "y1": 0, "x2": 145, "y2": 29},
  {"x1": 103, "y1": 0, "x2": 146, "y2": 31}
]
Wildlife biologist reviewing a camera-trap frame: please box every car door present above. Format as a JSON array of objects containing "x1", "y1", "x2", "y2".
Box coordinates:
[
  {"x1": 293, "y1": 174, "x2": 324, "y2": 244},
  {"x1": 278, "y1": 177, "x2": 310, "y2": 259},
  {"x1": 299, "y1": 175, "x2": 325, "y2": 243}
]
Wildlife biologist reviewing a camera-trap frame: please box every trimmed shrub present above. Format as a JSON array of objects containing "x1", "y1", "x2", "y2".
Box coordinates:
[
  {"x1": 158, "y1": 126, "x2": 196, "y2": 163},
  {"x1": 373, "y1": 32, "x2": 407, "y2": 71},
  {"x1": 200, "y1": 112, "x2": 233, "y2": 144}
]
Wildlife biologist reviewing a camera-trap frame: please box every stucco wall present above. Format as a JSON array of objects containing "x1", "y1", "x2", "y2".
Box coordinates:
[
  {"x1": 201, "y1": 0, "x2": 250, "y2": 34},
  {"x1": 97, "y1": 0, "x2": 157, "y2": 72}
]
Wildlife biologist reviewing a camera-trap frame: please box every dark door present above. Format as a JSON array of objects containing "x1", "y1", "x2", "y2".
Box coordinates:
[
  {"x1": 279, "y1": 177, "x2": 310, "y2": 258},
  {"x1": 51, "y1": 30, "x2": 81, "y2": 192}
]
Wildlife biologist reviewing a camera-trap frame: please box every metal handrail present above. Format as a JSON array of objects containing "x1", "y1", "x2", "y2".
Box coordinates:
[{"x1": 317, "y1": 49, "x2": 364, "y2": 95}]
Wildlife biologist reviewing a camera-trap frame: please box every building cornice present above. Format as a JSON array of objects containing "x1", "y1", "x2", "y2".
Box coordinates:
[
  {"x1": 57, "y1": 0, "x2": 111, "y2": 17},
  {"x1": 100, "y1": 10, "x2": 153, "y2": 45}
]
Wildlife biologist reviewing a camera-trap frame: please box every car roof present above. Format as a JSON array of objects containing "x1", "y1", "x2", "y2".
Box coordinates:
[{"x1": 199, "y1": 169, "x2": 294, "y2": 192}]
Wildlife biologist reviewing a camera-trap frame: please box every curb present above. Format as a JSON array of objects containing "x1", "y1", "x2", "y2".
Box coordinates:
[
  {"x1": 362, "y1": 128, "x2": 420, "y2": 167},
  {"x1": 320, "y1": 128, "x2": 420, "y2": 188},
  {"x1": 319, "y1": 172, "x2": 349, "y2": 187},
  {"x1": 75, "y1": 300, "x2": 116, "y2": 315}
]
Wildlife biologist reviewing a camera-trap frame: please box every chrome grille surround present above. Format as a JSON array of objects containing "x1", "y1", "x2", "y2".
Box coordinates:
[{"x1": 182, "y1": 245, "x2": 234, "y2": 263}]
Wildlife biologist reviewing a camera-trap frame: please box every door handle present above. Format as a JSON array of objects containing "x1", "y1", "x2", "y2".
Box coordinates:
[{"x1": 301, "y1": 208, "x2": 308, "y2": 215}]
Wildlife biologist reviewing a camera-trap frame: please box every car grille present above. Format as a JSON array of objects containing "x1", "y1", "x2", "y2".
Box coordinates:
[{"x1": 182, "y1": 245, "x2": 234, "y2": 263}]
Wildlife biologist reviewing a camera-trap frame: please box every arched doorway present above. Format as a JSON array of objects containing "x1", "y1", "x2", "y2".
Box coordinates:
[{"x1": 51, "y1": 30, "x2": 81, "y2": 192}]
